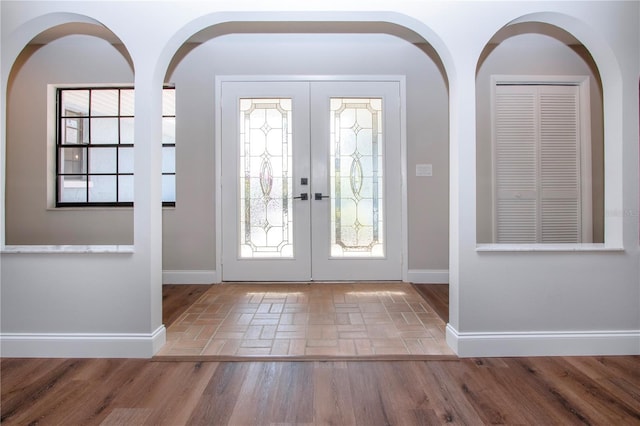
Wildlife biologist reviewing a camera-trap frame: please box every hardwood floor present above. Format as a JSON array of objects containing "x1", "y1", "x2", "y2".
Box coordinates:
[
  {"x1": 2, "y1": 356, "x2": 639, "y2": 425},
  {"x1": 413, "y1": 284, "x2": 449, "y2": 323},
  {"x1": 163, "y1": 284, "x2": 212, "y2": 327},
  {"x1": 2, "y1": 284, "x2": 639, "y2": 425},
  {"x1": 158, "y1": 283, "x2": 453, "y2": 359}
]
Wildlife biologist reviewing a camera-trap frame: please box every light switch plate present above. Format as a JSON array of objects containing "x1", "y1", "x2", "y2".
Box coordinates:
[{"x1": 416, "y1": 164, "x2": 433, "y2": 177}]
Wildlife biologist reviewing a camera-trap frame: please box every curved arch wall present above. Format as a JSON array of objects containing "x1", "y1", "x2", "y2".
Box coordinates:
[
  {"x1": 476, "y1": 28, "x2": 604, "y2": 244},
  {"x1": 6, "y1": 34, "x2": 135, "y2": 245},
  {"x1": 1, "y1": 1, "x2": 637, "y2": 358}
]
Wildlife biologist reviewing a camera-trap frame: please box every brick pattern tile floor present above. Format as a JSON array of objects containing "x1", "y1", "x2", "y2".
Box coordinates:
[{"x1": 157, "y1": 282, "x2": 454, "y2": 358}]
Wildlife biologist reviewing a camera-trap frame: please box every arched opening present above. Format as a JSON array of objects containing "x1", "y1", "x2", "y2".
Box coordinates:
[
  {"x1": 156, "y1": 19, "x2": 453, "y2": 356},
  {"x1": 475, "y1": 21, "x2": 604, "y2": 245},
  {"x1": 5, "y1": 21, "x2": 135, "y2": 245},
  {"x1": 160, "y1": 20, "x2": 451, "y2": 283}
]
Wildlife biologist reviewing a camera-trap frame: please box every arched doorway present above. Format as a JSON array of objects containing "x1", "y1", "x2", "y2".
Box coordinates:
[{"x1": 161, "y1": 20, "x2": 451, "y2": 284}]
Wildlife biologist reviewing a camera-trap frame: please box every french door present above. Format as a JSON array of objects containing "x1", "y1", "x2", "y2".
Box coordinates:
[{"x1": 221, "y1": 80, "x2": 402, "y2": 281}]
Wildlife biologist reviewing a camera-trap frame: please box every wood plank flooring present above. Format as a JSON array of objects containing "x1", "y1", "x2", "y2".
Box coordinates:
[
  {"x1": 163, "y1": 284, "x2": 211, "y2": 327},
  {"x1": 413, "y1": 284, "x2": 449, "y2": 323},
  {"x1": 157, "y1": 283, "x2": 453, "y2": 359},
  {"x1": 2, "y1": 284, "x2": 639, "y2": 425},
  {"x1": 2, "y1": 356, "x2": 639, "y2": 425}
]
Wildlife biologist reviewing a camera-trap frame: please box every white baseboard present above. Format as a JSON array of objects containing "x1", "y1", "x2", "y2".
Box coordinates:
[
  {"x1": 165, "y1": 269, "x2": 447, "y2": 284},
  {"x1": 0, "y1": 326, "x2": 166, "y2": 358},
  {"x1": 162, "y1": 270, "x2": 218, "y2": 284},
  {"x1": 407, "y1": 269, "x2": 449, "y2": 284},
  {"x1": 446, "y1": 324, "x2": 640, "y2": 357}
]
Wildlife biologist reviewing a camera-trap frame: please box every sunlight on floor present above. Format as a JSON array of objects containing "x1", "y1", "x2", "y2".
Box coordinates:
[{"x1": 156, "y1": 282, "x2": 454, "y2": 359}]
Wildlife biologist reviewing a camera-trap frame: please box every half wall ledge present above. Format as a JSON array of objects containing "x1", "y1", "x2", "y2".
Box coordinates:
[{"x1": 1, "y1": 245, "x2": 135, "y2": 254}]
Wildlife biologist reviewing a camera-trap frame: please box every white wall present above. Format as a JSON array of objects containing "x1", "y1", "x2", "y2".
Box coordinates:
[{"x1": 1, "y1": 0, "x2": 638, "y2": 358}]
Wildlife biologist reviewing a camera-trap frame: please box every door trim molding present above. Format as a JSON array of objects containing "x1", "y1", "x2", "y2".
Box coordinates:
[{"x1": 215, "y1": 75, "x2": 408, "y2": 281}]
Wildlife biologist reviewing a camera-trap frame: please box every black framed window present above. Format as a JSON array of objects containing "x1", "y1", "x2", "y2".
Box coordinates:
[
  {"x1": 161, "y1": 87, "x2": 176, "y2": 205},
  {"x1": 56, "y1": 87, "x2": 176, "y2": 207}
]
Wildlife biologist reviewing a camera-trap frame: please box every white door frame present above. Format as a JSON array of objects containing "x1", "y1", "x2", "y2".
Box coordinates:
[
  {"x1": 214, "y1": 75, "x2": 408, "y2": 282},
  {"x1": 490, "y1": 75, "x2": 593, "y2": 244}
]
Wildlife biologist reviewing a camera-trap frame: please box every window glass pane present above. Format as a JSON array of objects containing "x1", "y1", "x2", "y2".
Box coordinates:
[
  {"x1": 162, "y1": 117, "x2": 175, "y2": 144},
  {"x1": 89, "y1": 147, "x2": 117, "y2": 173},
  {"x1": 61, "y1": 90, "x2": 89, "y2": 116},
  {"x1": 239, "y1": 98, "x2": 293, "y2": 258},
  {"x1": 57, "y1": 87, "x2": 176, "y2": 206},
  {"x1": 120, "y1": 117, "x2": 134, "y2": 144},
  {"x1": 119, "y1": 175, "x2": 134, "y2": 202},
  {"x1": 63, "y1": 119, "x2": 79, "y2": 144},
  {"x1": 163, "y1": 89, "x2": 175, "y2": 116},
  {"x1": 120, "y1": 89, "x2": 135, "y2": 116},
  {"x1": 162, "y1": 174, "x2": 176, "y2": 202},
  {"x1": 90, "y1": 117, "x2": 119, "y2": 144},
  {"x1": 162, "y1": 146, "x2": 175, "y2": 174},
  {"x1": 330, "y1": 98, "x2": 384, "y2": 258},
  {"x1": 62, "y1": 117, "x2": 89, "y2": 145},
  {"x1": 119, "y1": 147, "x2": 134, "y2": 174},
  {"x1": 60, "y1": 147, "x2": 87, "y2": 174},
  {"x1": 91, "y1": 89, "x2": 119, "y2": 116},
  {"x1": 59, "y1": 176, "x2": 87, "y2": 202},
  {"x1": 88, "y1": 175, "x2": 117, "y2": 202}
]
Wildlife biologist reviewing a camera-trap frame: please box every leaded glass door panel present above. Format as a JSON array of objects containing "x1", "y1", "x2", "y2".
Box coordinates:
[
  {"x1": 221, "y1": 82, "x2": 311, "y2": 281},
  {"x1": 221, "y1": 80, "x2": 402, "y2": 281},
  {"x1": 309, "y1": 81, "x2": 402, "y2": 281}
]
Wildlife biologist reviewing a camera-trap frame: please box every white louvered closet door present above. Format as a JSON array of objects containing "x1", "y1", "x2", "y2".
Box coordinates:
[{"x1": 494, "y1": 84, "x2": 583, "y2": 243}]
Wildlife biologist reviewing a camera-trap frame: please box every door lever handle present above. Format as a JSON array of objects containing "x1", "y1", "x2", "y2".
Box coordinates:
[
  {"x1": 293, "y1": 193, "x2": 308, "y2": 201},
  {"x1": 314, "y1": 193, "x2": 329, "y2": 201}
]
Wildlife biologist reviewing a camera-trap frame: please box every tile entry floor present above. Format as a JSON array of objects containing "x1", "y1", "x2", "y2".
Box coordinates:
[{"x1": 156, "y1": 282, "x2": 455, "y2": 359}]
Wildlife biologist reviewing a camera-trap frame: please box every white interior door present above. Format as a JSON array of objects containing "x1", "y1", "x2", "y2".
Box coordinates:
[{"x1": 221, "y1": 79, "x2": 402, "y2": 281}]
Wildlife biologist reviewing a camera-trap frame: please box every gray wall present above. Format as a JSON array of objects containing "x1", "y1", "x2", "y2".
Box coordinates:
[
  {"x1": 476, "y1": 33, "x2": 604, "y2": 243},
  {"x1": 6, "y1": 35, "x2": 135, "y2": 245},
  {"x1": 166, "y1": 34, "x2": 451, "y2": 271},
  {"x1": 6, "y1": 33, "x2": 451, "y2": 272},
  {"x1": 6, "y1": 31, "x2": 604, "y2": 271}
]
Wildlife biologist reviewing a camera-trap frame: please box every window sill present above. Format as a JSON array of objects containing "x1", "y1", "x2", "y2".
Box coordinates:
[
  {"x1": 46, "y1": 205, "x2": 176, "y2": 211},
  {"x1": 476, "y1": 243, "x2": 624, "y2": 252},
  {"x1": 47, "y1": 207, "x2": 133, "y2": 211},
  {"x1": 1, "y1": 245, "x2": 135, "y2": 254}
]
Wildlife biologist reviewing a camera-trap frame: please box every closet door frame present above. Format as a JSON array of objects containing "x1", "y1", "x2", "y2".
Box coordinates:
[{"x1": 490, "y1": 75, "x2": 592, "y2": 244}]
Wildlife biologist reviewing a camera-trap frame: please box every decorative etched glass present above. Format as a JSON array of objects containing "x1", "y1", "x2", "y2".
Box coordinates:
[
  {"x1": 239, "y1": 99, "x2": 293, "y2": 258},
  {"x1": 330, "y1": 98, "x2": 384, "y2": 257}
]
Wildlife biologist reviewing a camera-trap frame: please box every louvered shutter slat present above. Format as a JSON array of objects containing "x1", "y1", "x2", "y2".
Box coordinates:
[
  {"x1": 497, "y1": 199, "x2": 537, "y2": 243},
  {"x1": 494, "y1": 87, "x2": 537, "y2": 243},
  {"x1": 493, "y1": 83, "x2": 582, "y2": 244},
  {"x1": 539, "y1": 89, "x2": 580, "y2": 243},
  {"x1": 495, "y1": 92, "x2": 537, "y2": 193}
]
